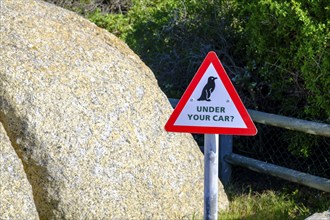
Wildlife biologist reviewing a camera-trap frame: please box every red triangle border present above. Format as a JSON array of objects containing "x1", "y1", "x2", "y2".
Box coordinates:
[{"x1": 165, "y1": 51, "x2": 257, "y2": 136}]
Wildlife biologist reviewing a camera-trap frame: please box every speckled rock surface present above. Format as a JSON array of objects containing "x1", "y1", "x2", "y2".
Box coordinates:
[
  {"x1": 0, "y1": 123, "x2": 39, "y2": 220},
  {"x1": 305, "y1": 209, "x2": 330, "y2": 220},
  {"x1": 0, "y1": 0, "x2": 228, "y2": 219}
]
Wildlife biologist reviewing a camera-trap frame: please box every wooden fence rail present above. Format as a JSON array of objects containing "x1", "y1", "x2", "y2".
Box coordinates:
[
  {"x1": 225, "y1": 153, "x2": 330, "y2": 192},
  {"x1": 248, "y1": 110, "x2": 330, "y2": 137}
]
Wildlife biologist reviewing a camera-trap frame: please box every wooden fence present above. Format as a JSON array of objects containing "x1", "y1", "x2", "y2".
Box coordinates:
[{"x1": 169, "y1": 98, "x2": 330, "y2": 192}]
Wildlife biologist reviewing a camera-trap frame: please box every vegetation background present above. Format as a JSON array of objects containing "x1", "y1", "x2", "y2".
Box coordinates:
[
  {"x1": 46, "y1": 0, "x2": 330, "y2": 164},
  {"x1": 44, "y1": 0, "x2": 330, "y2": 218},
  {"x1": 45, "y1": 0, "x2": 329, "y2": 122}
]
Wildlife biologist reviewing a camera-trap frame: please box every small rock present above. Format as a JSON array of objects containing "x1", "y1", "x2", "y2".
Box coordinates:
[{"x1": 305, "y1": 209, "x2": 330, "y2": 220}]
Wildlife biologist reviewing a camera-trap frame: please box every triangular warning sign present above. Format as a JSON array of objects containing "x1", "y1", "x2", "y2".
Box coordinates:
[{"x1": 165, "y1": 51, "x2": 257, "y2": 135}]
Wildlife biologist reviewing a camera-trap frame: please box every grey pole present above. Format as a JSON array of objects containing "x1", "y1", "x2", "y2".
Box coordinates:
[{"x1": 204, "y1": 134, "x2": 219, "y2": 220}]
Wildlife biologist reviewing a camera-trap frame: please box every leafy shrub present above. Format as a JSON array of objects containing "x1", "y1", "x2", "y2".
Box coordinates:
[
  {"x1": 237, "y1": 0, "x2": 330, "y2": 121},
  {"x1": 89, "y1": 0, "x2": 249, "y2": 100},
  {"x1": 88, "y1": 9, "x2": 131, "y2": 37},
  {"x1": 235, "y1": 0, "x2": 330, "y2": 156}
]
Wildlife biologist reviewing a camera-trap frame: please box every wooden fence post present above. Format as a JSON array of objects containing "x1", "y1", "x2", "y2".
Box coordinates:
[{"x1": 219, "y1": 135, "x2": 233, "y2": 186}]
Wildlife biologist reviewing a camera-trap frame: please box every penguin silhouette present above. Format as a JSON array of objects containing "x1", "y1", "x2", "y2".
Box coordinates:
[{"x1": 197, "y1": 76, "x2": 217, "y2": 101}]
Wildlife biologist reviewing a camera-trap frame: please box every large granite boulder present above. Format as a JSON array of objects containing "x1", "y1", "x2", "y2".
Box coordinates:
[
  {"x1": 0, "y1": 0, "x2": 228, "y2": 219},
  {"x1": 0, "y1": 123, "x2": 39, "y2": 220}
]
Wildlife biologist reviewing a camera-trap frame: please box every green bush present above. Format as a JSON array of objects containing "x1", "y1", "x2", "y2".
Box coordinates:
[
  {"x1": 235, "y1": 0, "x2": 329, "y2": 156},
  {"x1": 88, "y1": 10, "x2": 131, "y2": 37},
  {"x1": 89, "y1": 0, "x2": 247, "y2": 99},
  {"x1": 237, "y1": 0, "x2": 330, "y2": 121}
]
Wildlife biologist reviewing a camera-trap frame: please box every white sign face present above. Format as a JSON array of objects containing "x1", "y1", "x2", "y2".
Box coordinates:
[{"x1": 174, "y1": 63, "x2": 247, "y2": 128}]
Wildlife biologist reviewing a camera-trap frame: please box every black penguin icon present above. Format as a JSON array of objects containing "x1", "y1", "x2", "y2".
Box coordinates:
[{"x1": 197, "y1": 76, "x2": 217, "y2": 101}]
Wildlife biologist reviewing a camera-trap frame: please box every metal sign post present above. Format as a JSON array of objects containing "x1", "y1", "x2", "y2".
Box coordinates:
[{"x1": 204, "y1": 134, "x2": 219, "y2": 220}]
